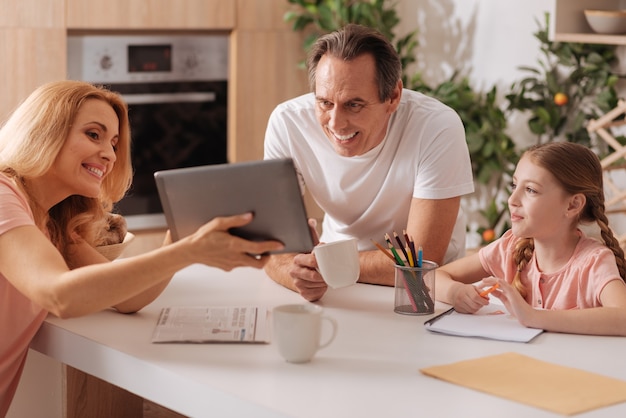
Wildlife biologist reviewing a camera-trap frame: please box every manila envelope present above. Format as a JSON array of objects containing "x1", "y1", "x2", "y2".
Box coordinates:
[{"x1": 420, "y1": 352, "x2": 626, "y2": 415}]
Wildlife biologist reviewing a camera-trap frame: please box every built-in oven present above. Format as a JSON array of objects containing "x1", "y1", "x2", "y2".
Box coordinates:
[{"x1": 67, "y1": 34, "x2": 228, "y2": 230}]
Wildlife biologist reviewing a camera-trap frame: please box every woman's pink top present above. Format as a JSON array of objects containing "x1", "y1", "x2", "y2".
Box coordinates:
[
  {"x1": 479, "y1": 229, "x2": 624, "y2": 309},
  {"x1": 0, "y1": 175, "x2": 47, "y2": 416}
]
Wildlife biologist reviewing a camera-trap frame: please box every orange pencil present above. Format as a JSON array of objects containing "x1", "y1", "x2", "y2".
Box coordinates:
[
  {"x1": 371, "y1": 239, "x2": 396, "y2": 262},
  {"x1": 479, "y1": 283, "x2": 500, "y2": 298}
]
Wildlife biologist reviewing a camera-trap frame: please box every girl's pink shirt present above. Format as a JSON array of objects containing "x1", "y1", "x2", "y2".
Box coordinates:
[
  {"x1": 479, "y1": 229, "x2": 624, "y2": 310},
  {"x1": 0, "y1": 174, "x2": 47, "y2": 416}
]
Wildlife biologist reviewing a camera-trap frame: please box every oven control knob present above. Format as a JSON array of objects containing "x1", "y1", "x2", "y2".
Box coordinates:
[
  {"x1": 183, "y1": 53, "x2": 199, "y2": 70},
  {"x1": 100, "y1": 55, "x2": 113, "y2": 71}
]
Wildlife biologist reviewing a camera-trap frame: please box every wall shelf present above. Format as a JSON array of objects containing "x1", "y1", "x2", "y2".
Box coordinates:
[{"x1": 551, "y1": 0, "x2": 626, "y2": 45}]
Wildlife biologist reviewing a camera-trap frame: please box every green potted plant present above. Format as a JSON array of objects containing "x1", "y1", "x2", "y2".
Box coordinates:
[{"x1": 506, "y1": 13, "x2": 620, "y2": 150}]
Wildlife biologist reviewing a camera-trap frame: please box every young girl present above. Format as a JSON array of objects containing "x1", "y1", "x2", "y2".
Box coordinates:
[
  {"x1": 0, "y1": 80, "x2": 283, "y2": 414},
  {"x1": 436, "y1": 141, "x2": 626, "y2": 336}
]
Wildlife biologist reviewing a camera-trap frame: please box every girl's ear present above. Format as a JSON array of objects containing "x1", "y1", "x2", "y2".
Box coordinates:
[{"x1": 567, "y1": 193, "x2": 586, "y2": 217}]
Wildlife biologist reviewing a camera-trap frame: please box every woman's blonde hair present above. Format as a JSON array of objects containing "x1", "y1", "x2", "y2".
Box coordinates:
[
  {"x1": 511, "y1": 141, "x2": 626, "y2": 297},
  {"x1": 0, "y1": 80, "x2": 132, "y2": 256}
]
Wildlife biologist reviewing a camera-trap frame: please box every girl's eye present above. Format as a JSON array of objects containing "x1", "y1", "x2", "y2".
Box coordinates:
[
  {"x1": 510, "y1": 182, "x2": 517, "y2": 190},
  {"x1": 526, "y1": 187, "x2": 537, "y2": 194},
  {"x1": 87, "y1": 131, "x2": 99, "y2": 140}
]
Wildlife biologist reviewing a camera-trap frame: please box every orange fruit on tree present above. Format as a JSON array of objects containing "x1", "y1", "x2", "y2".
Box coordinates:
[
  {"x1": 554, "y1": 92, "x2": 568, "y2": 106},
  {"x1": 482, "y1": 229, "x2": 495, "y2": 243}
]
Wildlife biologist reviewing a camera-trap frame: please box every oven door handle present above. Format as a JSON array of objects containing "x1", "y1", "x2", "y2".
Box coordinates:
[{"x1": 121, "y1": 92, "x2": 217, "y2": 105}]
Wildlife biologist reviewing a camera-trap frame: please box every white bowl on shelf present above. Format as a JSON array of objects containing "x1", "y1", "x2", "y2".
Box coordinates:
[{"x1": 584, "y1": 9, "x2": 626, "y2": 35}]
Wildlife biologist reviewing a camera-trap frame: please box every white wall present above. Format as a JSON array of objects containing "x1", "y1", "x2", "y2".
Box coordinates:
[{"x1": 396, "y1": 0, "x2": 553, "y2": 147}]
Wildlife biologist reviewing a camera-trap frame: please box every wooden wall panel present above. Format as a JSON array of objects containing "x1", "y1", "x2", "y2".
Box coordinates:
[
  {"x1": 228, "y1": 30, "x2": 308, "y2": 163},
  {"x1": 229, "y1": 0, "x2": 308, "y2": 162}
]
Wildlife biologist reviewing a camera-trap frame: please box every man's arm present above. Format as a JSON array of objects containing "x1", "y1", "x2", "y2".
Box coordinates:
[
  {"x1": 357, "y1": 196, "x2": 461, "y2": 286},
  {"x1": 264, "y1": 253, "x2": 299, "y2": 292},
  {"x1": 264, "y1": 198, "x2": 460, "y2": 293}
]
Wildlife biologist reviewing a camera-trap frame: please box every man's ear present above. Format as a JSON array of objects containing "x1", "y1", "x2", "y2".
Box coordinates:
[{"x1": 388, "y1": 80, "x2": 403, "y2": 112}]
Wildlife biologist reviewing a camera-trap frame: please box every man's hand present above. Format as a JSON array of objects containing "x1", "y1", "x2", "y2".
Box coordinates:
[{"x1": 289, "y1": 252, "x2": 328, "y2": 302}]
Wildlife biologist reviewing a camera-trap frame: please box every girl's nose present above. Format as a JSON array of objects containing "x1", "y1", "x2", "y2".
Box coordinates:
[{"x1": 508, "y1": 189, "x2": 519, "y2": 207}]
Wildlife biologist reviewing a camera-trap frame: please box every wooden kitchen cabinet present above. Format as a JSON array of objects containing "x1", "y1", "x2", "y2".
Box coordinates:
[
  {"x1": 551, "y1": 0, "x2": 626, "y2": 45},
  {"x1": 0, "y1": 0, "x2": 67, "y2": 123},
  {"x1": 66, "y1": 0, "x2": 235, "y2": 30}
]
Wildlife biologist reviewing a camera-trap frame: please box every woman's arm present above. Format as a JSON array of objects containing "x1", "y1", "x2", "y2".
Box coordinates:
[
  {"x1": 65, "y1": 231, "x2": 174, "y2": 314},
  {"x1": 0, "y1": 214, "x2": 283, "y2": 318}
]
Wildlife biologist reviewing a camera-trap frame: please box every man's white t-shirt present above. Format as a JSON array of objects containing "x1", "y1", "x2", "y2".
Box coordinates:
[{"x1": 264, "y1": 89, "x2": 474, "y2": 263}]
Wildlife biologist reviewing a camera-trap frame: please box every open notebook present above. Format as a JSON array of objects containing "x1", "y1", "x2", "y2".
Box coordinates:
[{"x1": 424, "y1": 299, "x2": 544, "y2": 343}]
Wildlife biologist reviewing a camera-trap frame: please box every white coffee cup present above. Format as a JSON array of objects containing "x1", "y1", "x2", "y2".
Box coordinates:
[
  {"x1": 272, "y1": 304, "x2": 338, "y2": 363},
  {"x1": 313, "y1": 238, "x2": 360, "y2": 289}
]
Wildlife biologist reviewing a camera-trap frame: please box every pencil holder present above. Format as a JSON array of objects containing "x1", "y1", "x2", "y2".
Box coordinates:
[{"x1": 393, "y1": 261, "x2": 437, "y2": 315}]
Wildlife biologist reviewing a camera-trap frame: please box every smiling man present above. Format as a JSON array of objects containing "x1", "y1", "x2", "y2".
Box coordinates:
[{"x1": 263, "y1": 24, "x2": 474, "y2": 301}]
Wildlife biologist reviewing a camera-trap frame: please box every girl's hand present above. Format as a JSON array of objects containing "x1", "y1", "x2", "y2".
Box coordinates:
[
  {"x1": 448, "y1": 278, "x2": 495, "y2": 313},
  {"x1": 490, "y1": 278, "x2": 535, "y2": 326}
]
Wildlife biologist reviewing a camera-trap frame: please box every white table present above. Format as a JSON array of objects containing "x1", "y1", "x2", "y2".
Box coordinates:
[{"x1": 30, "y1": 264, "x2": 626, "y2": 418}]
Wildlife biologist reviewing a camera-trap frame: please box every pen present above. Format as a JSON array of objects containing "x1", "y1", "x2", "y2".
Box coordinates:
[
  {"x1": 423, "y1": 307, "x2": 455, "y2": 326},
  {"x1": 479, "y1": 283, "x2": 500, "y2": 298}
]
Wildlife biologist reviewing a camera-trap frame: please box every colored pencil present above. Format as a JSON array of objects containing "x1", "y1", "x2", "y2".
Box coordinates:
[
  {"x1": 406, "y1": 247, "x2": 414, "y2": 267},
  {"x1": 384, "y1": 233, "x2": 405, "y2": 265},
  {"x1": 393, "y1": 231, "x2": 410, "y2": 263},
  {"x1": 371, "y1": 239, "x2": 396, "y2": 262},
  {"x1": 479, "y1": 283, "x2": 500, "y2": 298},
  {"x1": 404, "y1": 230, "x2": 417, "y2": 265},
  {"x1": 417, "y1": 245, "x2": 423, "y2": 268}
]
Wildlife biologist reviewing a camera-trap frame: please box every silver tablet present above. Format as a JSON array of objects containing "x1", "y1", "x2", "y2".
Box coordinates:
[{"x1": 154, "y1": 158, "x2": 314, "y2": 254}]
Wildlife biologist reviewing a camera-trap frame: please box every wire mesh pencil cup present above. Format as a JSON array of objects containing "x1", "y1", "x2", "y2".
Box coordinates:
[{"x1": 393, "y1": 261, "x2": 437, "y2": 315}]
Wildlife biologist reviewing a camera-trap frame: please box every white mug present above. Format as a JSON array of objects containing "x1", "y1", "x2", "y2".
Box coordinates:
[
  {"x1": 313, "y1": 238, "x2": 360, "y2": 289},
  {"x1": 272, "y1": 304, "x2": 338, "y2": 363}
]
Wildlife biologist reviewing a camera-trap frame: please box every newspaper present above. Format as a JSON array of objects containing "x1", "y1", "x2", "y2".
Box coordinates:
[{"x1": 152, "y1": 306, "x2": 270, "y2": 343}]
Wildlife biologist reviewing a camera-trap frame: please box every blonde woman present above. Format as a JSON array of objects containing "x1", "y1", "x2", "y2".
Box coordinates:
[
  {"x1": 436, "y1": 142, "x2": 626, "y2": 336},
  {"x1": 0, "y1": 80, "x2": 283, "y2": 414}
]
